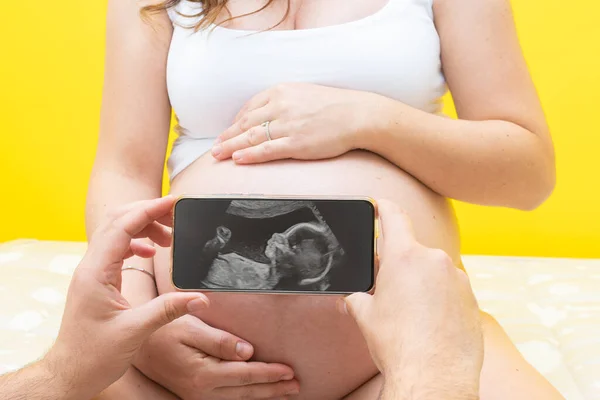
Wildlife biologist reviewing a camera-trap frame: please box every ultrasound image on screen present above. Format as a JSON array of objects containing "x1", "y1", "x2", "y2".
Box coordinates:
[{"x1": 172, "y1": 198, "x2": 375, "y2": 293}]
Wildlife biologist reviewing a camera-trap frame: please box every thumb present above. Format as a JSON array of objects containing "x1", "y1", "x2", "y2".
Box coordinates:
[
  {"x1": 127, "y1": 292, "x2": 210, "y2": 337},
  {"x1": 341, "y1": 292, "x2": 372, "y2": 327}
]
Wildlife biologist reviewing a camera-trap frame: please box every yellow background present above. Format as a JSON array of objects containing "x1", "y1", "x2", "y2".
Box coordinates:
[{"x1": 0, "y1": 1, "x2": 598, "y2": 257}]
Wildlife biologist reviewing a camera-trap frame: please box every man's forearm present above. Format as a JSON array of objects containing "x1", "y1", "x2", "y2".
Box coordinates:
[
  {"x1": 379, "y1": 381, "x2": 449, "y2": 400},
  {"x1": 379, "y1": 372, "x2": 479, "y2": 400},
  {"x1": 379, "y1": 373, "x2": 427, "y2": 400},
  {"x1": 0, "y1": 359, "x2": 87, "y2": 400}
]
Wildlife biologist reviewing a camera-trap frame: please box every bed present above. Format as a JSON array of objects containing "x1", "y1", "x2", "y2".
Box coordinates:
[{"x1": 0, "y1": 239, "x2": 598, "y2": 399}]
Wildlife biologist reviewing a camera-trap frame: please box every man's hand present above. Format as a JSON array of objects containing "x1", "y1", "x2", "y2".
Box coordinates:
[
  {"x1": 342, "y1": 200, "x2": 483, "y2": 399},
  {"x1": 43, "y1": 196, "x2": 209, "y2": 400}
]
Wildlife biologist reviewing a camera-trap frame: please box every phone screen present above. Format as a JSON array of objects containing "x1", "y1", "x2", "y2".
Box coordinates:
[{"x1": 172, "y1": 197, "x2": 376, "y2": 294}]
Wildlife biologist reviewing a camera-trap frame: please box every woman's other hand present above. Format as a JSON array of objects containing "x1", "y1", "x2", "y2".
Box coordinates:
[
  {"x1": 134, "y1": 315, "x2": 300, "y2": 399},
  {"x1": 212, "y1": 83, "x2": 372, "y2": 164}
]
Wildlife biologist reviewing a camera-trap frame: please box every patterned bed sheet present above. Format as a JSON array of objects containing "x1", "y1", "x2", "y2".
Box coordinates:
[{"x1": 0, "y1": 239, "x2": 599, "y2": 399}]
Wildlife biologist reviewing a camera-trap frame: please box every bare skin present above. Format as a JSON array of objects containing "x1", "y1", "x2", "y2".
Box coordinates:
[
  {"x1": 97, "y1": 154, "x2": 562, "y2": 400},
  {"x1": 0, "y1": 197, "x2": 209, "y2": 400},
  {"x1": 90, "y1": 0, "x2": 560, "y2": 399},
  {"x1": 162, "y1": 152, "x2": 460, "y2": 399}
]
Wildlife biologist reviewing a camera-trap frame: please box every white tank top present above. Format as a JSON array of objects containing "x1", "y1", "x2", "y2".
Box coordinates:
[{"x1": 166, "y1": 0, "x2": 446, "y2": 179}]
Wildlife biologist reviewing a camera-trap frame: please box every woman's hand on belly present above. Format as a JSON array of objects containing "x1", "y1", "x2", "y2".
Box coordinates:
[
  {"x1": 211, "y1": 83, "x2": 372, "y2": 164},
  {"x1": 134, "y1": 315, "x2": 300, "y2": 399}
]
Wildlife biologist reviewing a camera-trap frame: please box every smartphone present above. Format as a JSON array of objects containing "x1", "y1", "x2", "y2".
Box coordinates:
[{"x1": 171, "y1": 195, "x2": 378, "y2": 294}]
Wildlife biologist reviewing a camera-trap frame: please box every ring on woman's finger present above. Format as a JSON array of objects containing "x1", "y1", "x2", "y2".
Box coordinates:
[{"x1": 261, "y1": 121, "x2": 272, "y2": 141}]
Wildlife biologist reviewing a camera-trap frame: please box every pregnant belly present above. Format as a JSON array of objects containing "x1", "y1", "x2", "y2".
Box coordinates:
[{"x1": 154, "y1": 150, "x2": 460, "y2": 399}]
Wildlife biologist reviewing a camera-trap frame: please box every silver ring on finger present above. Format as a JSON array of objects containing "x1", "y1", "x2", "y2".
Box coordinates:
[{"x1": 261, "y1": 121, "x2": 272, "y2": 141}]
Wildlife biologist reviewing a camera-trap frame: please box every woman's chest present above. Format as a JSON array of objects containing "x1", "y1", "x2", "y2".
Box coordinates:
[
  {"x1": 219, "y1": 0, "x2": 391, "y2": 31},
  {"x1": 167, "y1": 0, "x2": 445, "y2": 136}
]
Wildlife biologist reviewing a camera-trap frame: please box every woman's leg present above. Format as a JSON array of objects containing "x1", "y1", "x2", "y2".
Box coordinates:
[
  {"x1": 94, "y1": 367, "x2": 179, "y2": 400},
  {"x1": 344, "y1": 312, "x2": 564, "y2": 400}
]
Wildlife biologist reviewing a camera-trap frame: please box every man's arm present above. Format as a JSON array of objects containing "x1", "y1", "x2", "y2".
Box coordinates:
[
  {"x1": 379, "y1": 374, "x2": 480, "y2": 400},
  {"x1": 0, "y1": 356, "x2": 84, "y2": 400}
]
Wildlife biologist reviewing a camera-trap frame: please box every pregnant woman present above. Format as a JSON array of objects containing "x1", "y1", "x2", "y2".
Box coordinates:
[{"x1": 87, "y1": 0, "x2": 560, "y2": 399}]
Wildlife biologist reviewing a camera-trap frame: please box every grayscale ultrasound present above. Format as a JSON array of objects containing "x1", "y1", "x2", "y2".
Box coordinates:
[
  {"x1": 172, "y1": 198, "x2": 375, "y2": 293},
  {"x1": 198, "y1": 200, "x2": 345, "y2": 291}
]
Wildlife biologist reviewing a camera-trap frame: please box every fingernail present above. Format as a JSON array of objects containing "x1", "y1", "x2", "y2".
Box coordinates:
[
  {"x1": 235, "y1": 342, "x2": 253, "y2": 358},
  {"x1": 232, "y1": 152, "x2": 243, "y2": 162},
  {"x1": 212, "y1": 145, "x2": 222, "y2": 157},
  {"x1": 286, "y1": 386, "x2": 300, "y2": 395},
  {"x1": 335, "y1": 298, "x2": 348, "y2": 315},
  {"x1": 281, "y1": 373, "x2": 294, "y2": 380},
  {"x1": 187, "y1": 297, "x2": 209, "y2": 313},
  {"x1": 213, "y1": 137, "x2": 222, "y2": 144}
]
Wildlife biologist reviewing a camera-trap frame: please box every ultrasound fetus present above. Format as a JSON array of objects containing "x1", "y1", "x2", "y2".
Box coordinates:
[
  {"x1": 265, "y1": 222, "x2": 339, "y2": 290},
  {"x1": 198, "y1": 200, "x2": 344, "y2": 291}
]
